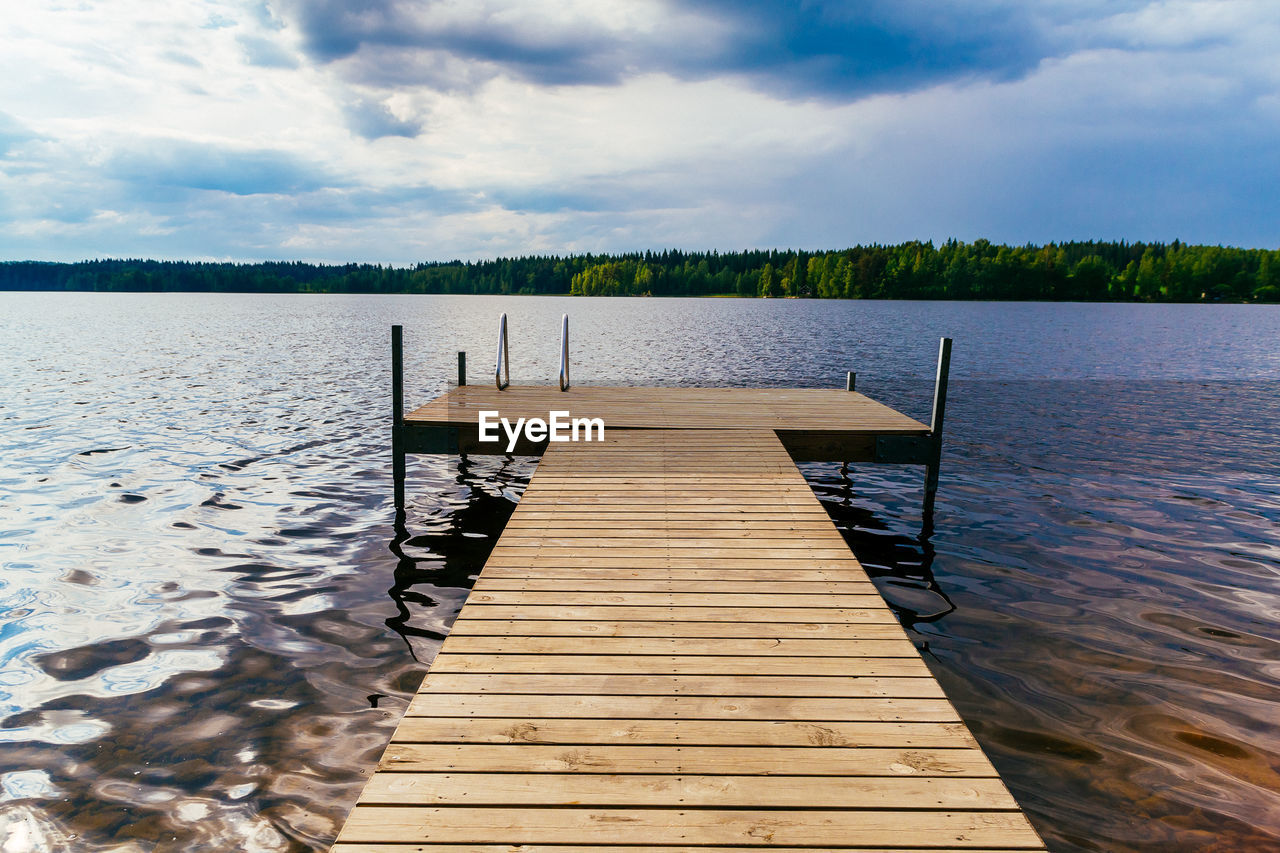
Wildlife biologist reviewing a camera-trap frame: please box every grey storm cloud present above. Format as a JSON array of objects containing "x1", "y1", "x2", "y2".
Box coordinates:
[
  {"x1": 342, "y1": 97, "x2": 424, "y2": 140},
  {"x1": 274, "y1": 0, "x2": 625, "y2": 91},
  {"x1": 267, "y1": 0, "x2": 1133, "y2": 100},
  {"x1": 675, "y1": 0, "x2": 1051, "y2": 97}
]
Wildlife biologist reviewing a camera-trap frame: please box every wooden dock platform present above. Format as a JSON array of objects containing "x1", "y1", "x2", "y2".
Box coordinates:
[
  {"x1": 333, "y1": 421, "x2": 1046, "y2": 850},
  {"x1": 401, "y1": 384, "x2": 932, "y2": 461}
]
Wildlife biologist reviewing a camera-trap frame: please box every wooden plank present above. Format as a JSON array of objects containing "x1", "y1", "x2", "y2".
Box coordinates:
[
  {"x1": 428, "y1": 654, "x2": 929, "y2": 677},
  {"x1": 417, "y1": 673, "x2": 944, "y2": 698},
  {"x1": 378, "y1": 744, "x2": 1000, "y2": 776},
  {"x1": 335, "y1": 847, "x2": 1043, "y2": 853},
  {"x1": 515, "y1": 487, "x2": 820, "y2": 495},
  {"x1": 452, "y1": 606, "x2": 898, "y2": 622},
  {"x1": 389, "y1": 718, "x2": 979, "y2": 747},
  {"x1": 474, "y1": 568, "x2": 874, "y2": 581},
  {"x1": 480, "y1": 558, "x2": 864, "y2": 569},
  {"x1": 509, "y1": 498, "x2": 833, "y2": 507},
  {"x1": 438, "y1": 636, "x2": 920, "y2": 656},
  {"x1": 500, "y1": 519, "x2": 837, "y2": 526},
  {"x1": 404, "y1": 694, "x2": 962, "y2": 721},
  {"x1": 471, "y1": 578, "x2": 877, "y2": 592},
  {"x1": 505, "y1": 512, "x2": 834, "y2": 521},
  {"x1": 487, "y1": 545, "x2": 863, "y2": 559},
  {"x1": 495, "y1": 530, "x2": 844, "y2": 537},
  {"x1": 336, "y1": 807, "x2": 1041, "y2": 846},
  {"x1": 500, "y1": 521, "x2": 842, "y2": 531},
  {"x1": 446, "y1": 619, "x2": 911, "y2": 638},
  {"x1": 465, "y1": 591, "x2": 888, "y2": 607},
  {"x1": 355, "y1": 773, "x2": 1020, "y2": 809},
  {"x1": 492, "y1": 536, "x2": 853, "y2": 548}
]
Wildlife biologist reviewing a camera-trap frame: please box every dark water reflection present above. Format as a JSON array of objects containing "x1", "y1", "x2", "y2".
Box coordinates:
[
  {"x1": 1, "y1": 294, "x2": 1278, "y2": 851},
  {"x1": 806, "y1": 379, "x2": 1280, "y2": 851}
]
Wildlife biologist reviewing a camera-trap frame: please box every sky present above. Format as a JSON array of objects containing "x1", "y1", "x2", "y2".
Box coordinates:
[{"x1": 1, "y1": 0, "x2": 1277, "y2": 263}]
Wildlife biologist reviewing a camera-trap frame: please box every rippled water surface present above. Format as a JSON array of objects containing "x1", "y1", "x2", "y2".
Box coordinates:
[{"x1": 1, "y1": 293, "x2": 1278, "y2": 851}]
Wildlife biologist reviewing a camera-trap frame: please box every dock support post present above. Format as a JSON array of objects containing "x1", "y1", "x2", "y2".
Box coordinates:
[
  {"x1": 922, "y1": 337, "x2": 952, "y2": 532},
  {"x1": 392, "y1": 325, "x2": 406, "y2": 520},
  {"x1": 457, "y1": 351, "x2": 466, "y2": 386},
  {"x1": 846, "y1": 371, "x2": 856, "y2": 392}
]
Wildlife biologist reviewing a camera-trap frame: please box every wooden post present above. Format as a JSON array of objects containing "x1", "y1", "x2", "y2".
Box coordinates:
[
  {"x1": 392, "y1": 325, "x2": 405, "y2": 518},
  {"x1": 845, "y1": 371, "x2": 856, "y2": 391},
  {"x1": 457, "y1": 351, "x2": 466, "y2": 386},
  {"x1": 922, "y1": 337, "x2": 952, "y2": 528}
]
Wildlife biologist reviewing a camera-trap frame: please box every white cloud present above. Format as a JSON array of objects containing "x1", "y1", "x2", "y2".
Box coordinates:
[{"x1": 0, "y1": 0, "x2": 1277, "y2": 261}]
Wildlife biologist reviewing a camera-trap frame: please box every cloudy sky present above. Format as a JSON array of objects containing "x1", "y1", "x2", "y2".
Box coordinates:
[{"x1": 1, "y1": 0, "x2": 1277, "y2": 263}]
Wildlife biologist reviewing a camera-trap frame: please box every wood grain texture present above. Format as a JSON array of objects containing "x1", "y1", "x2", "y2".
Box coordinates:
[
  {"x1": 377, "y1": 744, "x2": 1000, "y2": 775},
  {"x1": 333, "y1": 428, "x2": 1044, "y2": 851},
  {"x1": 436, "y1": 636, "x2": 920, "y2": 656},
  {"x1": 406, "y1": 385, "x2": 930, "y2": 434},
  {"x1": 335, "y1": 846, "x2": 1044, "y2": 853},
  {"x1": 388, "y1": 718, "x2": 980, "y2": 747},
  {"x1": 427, "y1": 654, "x2": 928, "y2": 676},
  {"x1": 334, "y1": 847, "x2": 1044, "y2": 853},
  {"x1": 356, "y1": 773, "x2": 1019, "y2": 808},
  {"x1": 336, "y1": 807, "x2": 1042, "y2": 846},
  {"x1": 403, "y1": 693, "x2": 964, "y2": 721}
]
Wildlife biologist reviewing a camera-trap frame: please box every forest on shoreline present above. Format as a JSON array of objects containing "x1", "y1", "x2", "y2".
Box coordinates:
[{"x1": 3, "y1": 240, "x2": 1279, "y2": 302}]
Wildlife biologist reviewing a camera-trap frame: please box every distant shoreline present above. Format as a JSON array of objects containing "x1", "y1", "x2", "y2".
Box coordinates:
[
  {"x1": 6, "y1": 292, "x2": 1277, "y2": 305},
  {"x1": 4, "y1": 240, "x2": 1279, "y2": 303}
]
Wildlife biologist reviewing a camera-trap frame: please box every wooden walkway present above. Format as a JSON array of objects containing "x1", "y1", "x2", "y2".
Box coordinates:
[
  {"x1": 407, "y1": 385, "x2": 931, "y2": 432},
  {"x1": 334, "y1": 428, "x2": 1045, "y2": 850}
]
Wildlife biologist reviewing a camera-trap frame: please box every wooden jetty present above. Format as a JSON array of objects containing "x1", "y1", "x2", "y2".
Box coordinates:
[{"x1": 332, "y1": 325, "x2": 1045, "y2": 851}]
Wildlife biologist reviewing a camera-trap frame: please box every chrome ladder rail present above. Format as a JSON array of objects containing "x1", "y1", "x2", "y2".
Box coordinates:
[
  {"x1": 495, "y1": 313, "x2": 510, "y2": 390},
  {"x1": 494, "y1": 312, "x2": 568, "y2": 391},
  {"x1": 558, "y1": 314, "x2": 570, "y2": 391}
]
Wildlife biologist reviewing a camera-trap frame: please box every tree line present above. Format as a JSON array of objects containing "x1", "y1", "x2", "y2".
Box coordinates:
[{"x1": 3, "y1": 240, "x2": 1278, "y2": 302}]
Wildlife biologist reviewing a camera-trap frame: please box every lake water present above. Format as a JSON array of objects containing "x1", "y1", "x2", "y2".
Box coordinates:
[{"x1": 1, "y1": 293, "x2": 1278, "y2": 851}]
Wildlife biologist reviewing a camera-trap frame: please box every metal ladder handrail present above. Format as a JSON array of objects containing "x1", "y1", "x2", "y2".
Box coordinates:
[
  {"x1": 495, "y1": 313, "x2": 510, "y2": 390},
  {"x1": 493, "y1": 312, "x2": 569, "y2": 391},
  {"x1": 558, "y1": 314, "x2": 570, "y2": 391}
]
